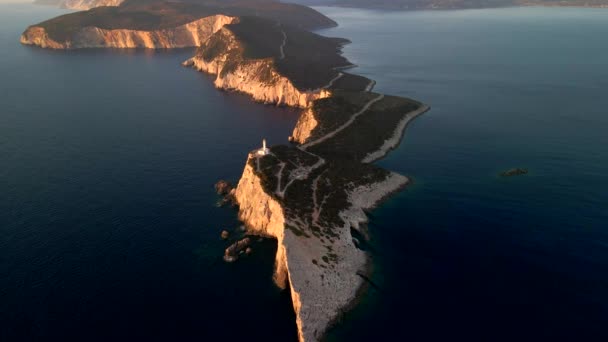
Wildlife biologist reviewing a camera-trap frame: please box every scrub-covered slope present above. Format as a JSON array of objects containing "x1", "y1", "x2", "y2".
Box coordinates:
[{"x1": 22, "y1": 0, "x2": 337, "y2": 48}]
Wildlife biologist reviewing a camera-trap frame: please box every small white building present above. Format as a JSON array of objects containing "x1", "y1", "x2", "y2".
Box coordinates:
[{"x1": 257, "y1": 139, "x2": 270, "y2": 156}]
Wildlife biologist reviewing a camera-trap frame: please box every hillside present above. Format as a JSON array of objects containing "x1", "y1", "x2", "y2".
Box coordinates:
[
  {"x1": 225, "y1": 16, "x2": 356, "y2": 90},
  {"x1": 32, "y1": 0, "x2": 336, "y2": 42}
]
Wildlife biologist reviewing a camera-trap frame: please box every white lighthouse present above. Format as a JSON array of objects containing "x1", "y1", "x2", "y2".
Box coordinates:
[{"x1": 257, "y1": 138, "x2": 270, "y2": 156}]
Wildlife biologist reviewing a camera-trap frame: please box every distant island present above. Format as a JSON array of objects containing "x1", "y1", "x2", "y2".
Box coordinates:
[
  {"x1": 288, "y1": 0, "x2": 608, "y2": 10},
  {"x1": 21, "y1": 1, "x2": 429, "y2": 341}
]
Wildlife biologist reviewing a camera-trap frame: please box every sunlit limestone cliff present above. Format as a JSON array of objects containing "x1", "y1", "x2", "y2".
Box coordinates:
[
  {"x1": 183, "y1": 26, "x2": 331, "y2": 108},
  {"x1": 291, "y1": 108, "x2": 318, "y2": 143},
  {"x1": 182, "y1": 17, "x2": 368, "y2": 107},
  {"x1": 21, "y1": 15, "x2": 236, "y2": 49}
]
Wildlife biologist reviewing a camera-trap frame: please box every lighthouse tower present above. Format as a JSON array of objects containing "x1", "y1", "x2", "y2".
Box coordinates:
[{"x1": 257, "y1": 138, "x2": 270, "y2": 156}]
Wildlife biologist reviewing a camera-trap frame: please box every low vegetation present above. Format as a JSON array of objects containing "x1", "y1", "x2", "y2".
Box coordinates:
[
  {"x1": 34, "y1": 0, "x2": 336, "y2": 42},
  {"x1": 329, "y1": 73, "x2": 374, "y2": 92},
  {"x1": 308, "y1": 93, "x2": 422, "y2": 161}
]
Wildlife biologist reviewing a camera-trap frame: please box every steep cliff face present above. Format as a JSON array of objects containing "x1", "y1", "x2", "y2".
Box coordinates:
[
  {"x1": 291, "y1": 108, "x2": 318, "y2": 144},
  {"x1": 235, "y1": 153, "x2": 409, "y2": 342},
  {"x1": 20, "y1": 15, "x2": 236, "y2": 49},
  {"x1": 20, "y1": 27, "x2": 65, "y2": 49},
  {"x1": 234, "y1": 155, "x2": 290, "y2": 287},
  {"x1": 184, "y1": 28, "x2": 331, "y2": 108}
]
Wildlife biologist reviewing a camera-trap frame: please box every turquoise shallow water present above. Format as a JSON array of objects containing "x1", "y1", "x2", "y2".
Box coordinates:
[
  {"x1": 1, "y1": 3, "x2": 608, "y2": 342},
  {"x1": 315, "y1": 6, "x2": 608, "y2": 341}
]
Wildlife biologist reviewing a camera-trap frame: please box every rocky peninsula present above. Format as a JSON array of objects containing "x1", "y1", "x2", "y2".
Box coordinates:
[{"x1": 21, "y1": 2, "x2": 429, "y2": 341}]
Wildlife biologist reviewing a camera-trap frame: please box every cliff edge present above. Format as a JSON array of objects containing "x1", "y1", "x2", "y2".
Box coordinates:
[{"x1": 21, "y1": 15, "x2": 236, "y2": 49}]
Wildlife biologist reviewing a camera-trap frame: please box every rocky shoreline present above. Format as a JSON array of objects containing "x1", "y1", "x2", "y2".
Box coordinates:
[{"x1": 362, "y1": 104, "x2": 430, "y2": 163}]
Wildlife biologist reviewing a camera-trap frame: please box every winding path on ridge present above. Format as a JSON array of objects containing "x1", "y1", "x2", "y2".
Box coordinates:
[
  {"x1": 273, "y1": 93, "x2": 386, "y2": 202},
  {"x1": 323, "y1": 72, "x2": 344, "y2": 89},
  {"x1": 278, "y1": 27, "x2": 287, "y2": 60}
]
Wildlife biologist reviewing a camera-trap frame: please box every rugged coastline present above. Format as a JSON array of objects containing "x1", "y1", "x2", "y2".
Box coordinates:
[
  {"x1": 20, "y1": 3, "x2": 428, "y2": 341},
  {"x1": 228, "y1": 88, "x2": 426, "y2": 340}
]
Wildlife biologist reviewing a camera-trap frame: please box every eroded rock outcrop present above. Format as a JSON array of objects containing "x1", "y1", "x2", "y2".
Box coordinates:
[
  {"x1": 20, "y1": 15, "x2": 237, "y2": 49},
  {"x1": 224, "y1": 237, "x2": 252, "y2": 262},
  {"x1": 215, "y1": 180, "x2": 233, "y2": 195}
]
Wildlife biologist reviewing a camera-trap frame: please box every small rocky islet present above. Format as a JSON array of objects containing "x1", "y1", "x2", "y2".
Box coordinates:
[
  {"x1": 501, "y1": 168, "x2": 529, "y2": 177},
  {"x1": 21, "y1": 2, "x2": 428, "y2": 341},
  {"x1": 223, "y1": 237, "x2": 252, "y2": 263}
]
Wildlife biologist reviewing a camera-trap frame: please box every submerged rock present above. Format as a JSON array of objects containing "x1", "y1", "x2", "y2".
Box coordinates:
[
  {"x1": 220, "y1": 189, "x2": 237, "y2": 207},
  {"x1": 223, "y1": 237, "x2": 251, "y2": 263},
  {"x1": 215, "y1": 181, "x2": 238, "y2": 207},
  {"x1": 215, "y1": 180, "x2": 233, "y2": 195},
  {"x1": 501, "y1": 168, "x2": 529, "y2": 177}
]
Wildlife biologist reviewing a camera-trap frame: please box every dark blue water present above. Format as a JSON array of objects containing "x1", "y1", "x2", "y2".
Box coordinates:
[
  {"x1": 2, "y1": 4, "x2": 608, "y2": 342},
  {"x1": 0, "y1": 4, "x2": 300, "y2": 341},
  {"x1": 315, "y1": 6, "x2": 608, "y2": 341}
]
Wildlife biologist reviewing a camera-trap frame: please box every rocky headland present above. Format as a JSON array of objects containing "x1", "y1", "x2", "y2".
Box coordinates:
[
  {"x1": 21, "y1": 2, "x2": 429, "y2": 341},
  {"x1": 182, "y1": 17, "x2": 370, "y2": 107},
  {"x1": 501, "y1": 168, "x2": 529, "y2": 177},
  {"x1": 21, "y1": 15, "x2": 236, "y2": 49}
]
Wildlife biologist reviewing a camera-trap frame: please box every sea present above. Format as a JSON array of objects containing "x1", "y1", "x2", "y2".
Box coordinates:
[{"x1": 1, "y1": 3, "x2": 607, "y2": 341}]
